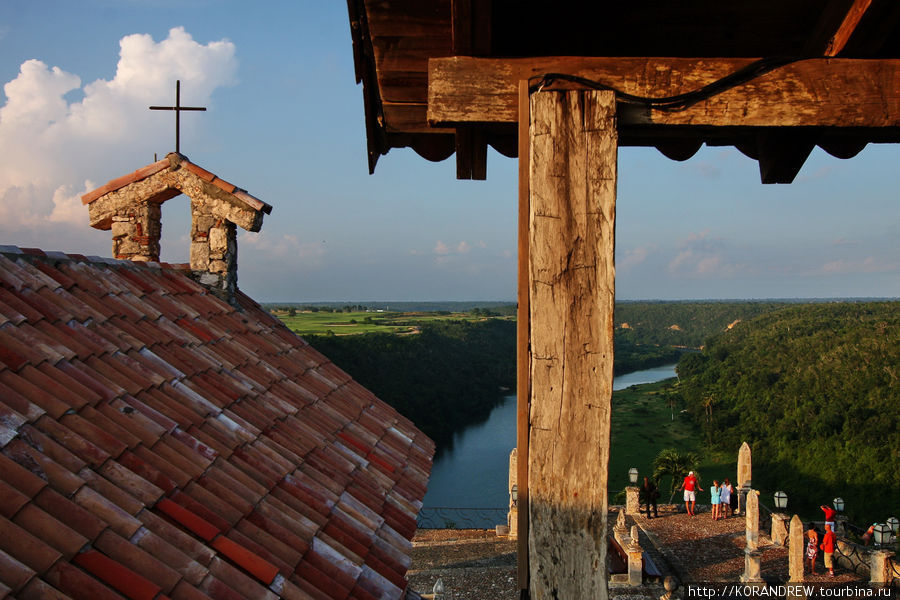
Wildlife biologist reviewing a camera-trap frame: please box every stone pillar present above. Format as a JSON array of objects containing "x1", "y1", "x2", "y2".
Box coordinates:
[
  {"x1": 111, "y1": 202, "x2": 162, "y2": 262},
  {"x1": 736, "y1": 442, "x2": 752, "y2": 515},
  {"x1": 745, "y1": 489, "x2": 760, "y2": 551},
  {"x1": 613, "y1": 509, "x2": 628, "y2": 547},
  {"x1": 834, "y1": 515, "x2": 848, "y2": 537},
  {"x1": 741, "y1": 550, "x2": 764, "y2": 584},
  {"x1": 508, "y1": 448, "x2": 518, "y2": 539},
  {"x1": 869, "y1": 550, "x2": 895, "y2": 588},
  {"x1": 741, "y1": 489, "x2": 764, "y2": 584},
  {"x1": 626, "y1": 527, "x2": 643, "y2": 586},
  {"x1": 191, "y1": 201, "x2": 238, "y2": 302},
  {"x1": 625, "y1": 487, "x2": 640, "y2": 516},
  {"x1": 771, "y1": 513, "x2": 789, "y2": 547},
  {"x1": 789, "y1": 515, "x2": 804, "y2": 582},
  {"x1": 526, "y1": 88, "x2": 617, "y2": 600}
]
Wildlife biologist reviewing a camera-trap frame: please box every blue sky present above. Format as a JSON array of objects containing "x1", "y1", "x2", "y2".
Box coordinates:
[{"x1": 1, "y1": 2, "x2": 898, "y2": 302}]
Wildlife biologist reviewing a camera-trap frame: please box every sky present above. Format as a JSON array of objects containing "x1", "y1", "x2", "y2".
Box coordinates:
[{"x1": 1, "y1": 2, "x2": 899, "y2": 302}]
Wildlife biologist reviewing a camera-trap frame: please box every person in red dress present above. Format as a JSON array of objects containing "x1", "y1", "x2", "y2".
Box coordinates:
[{"x1": 680, "y1": 471, "x2": 703, "y2": 516}]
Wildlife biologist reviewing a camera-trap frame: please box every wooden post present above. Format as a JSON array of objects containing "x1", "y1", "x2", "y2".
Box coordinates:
[
  {"x1": 516, "y1": 79, "x2": 531, "y2": 598},
  {"x1": 527, "y1": 88, "x2": 617, "y2": 599}
]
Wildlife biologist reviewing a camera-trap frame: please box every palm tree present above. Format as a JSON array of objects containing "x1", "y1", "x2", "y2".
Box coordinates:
[{"x1": 652, "y1": 448, "x2": 701, "y2": 503}]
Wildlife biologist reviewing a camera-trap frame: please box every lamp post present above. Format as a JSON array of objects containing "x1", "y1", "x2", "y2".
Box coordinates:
[
  {"x1": 774, "y1": 491, "x2": 788, "y2": 510},
  {"x1": 873, "y1": 523, "x2": 891, "y2": 548},
  {"x1": 833, "y1": 497, "x2": 844, "y2": 512},
  {"x1": 887, "y1": 517, "x2": 898, "y2": 537},
  {"x1": 625, "y1": 468, "x2": 640, "y2": 515}
]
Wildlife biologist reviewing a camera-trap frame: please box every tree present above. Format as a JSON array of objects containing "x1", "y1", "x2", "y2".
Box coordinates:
[
  {"x1": 288, "y1": 307, "x2": 296, "y2": 317},
  {"x1": 652, "y1": 448, "x2": 700, "y2": 503}
]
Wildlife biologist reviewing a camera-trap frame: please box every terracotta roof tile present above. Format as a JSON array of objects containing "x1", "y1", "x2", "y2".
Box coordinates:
[
  {"x1": 33, "y1": 416, "x2": 111, "y2": 468},
  {"x1": 44, "y1": 560, "x2": 128, "y2": 600},
  {"x1": 117, "y1": 450, "x2": 178, "y2": 495},
  {"x1": 136, "y1": 508, "x2": 215, "y2": 567},
  {"x1": 184, "y1": 426, "x2": 232, "y2": 459},
  {"x1": 183, "y1": 482, "x2": 244, "y2": 527},
  {"x1": 131, "y1": 526, "x2": 209, "y2": 586},
  {"x1": 294, "y1": 559, "x2": 351, "y2": 600},
  {"x1": 155, "y1": 498, "x2": 221, "y2": 543},
  {"x1": 232, "y1": 520, "x2": 302, "y2": 573},
  {"x1": 13, "y1": 503, "x2": 89, "y2": 559},
  {"x1": 0, "y1": 327, "x2": 47, "y2": 370},
  {"x1": 0, "y1": 250, "x2": 433, "y2": 599},
  {"x1": 211, "y1": 535, "x2": 280, "y2": 586},
  {"x1": 207, "y1": 556, "x2": 279, "y2": 600},
  {"x1": 72, "y1": 549, "x2": 163, "y2": 600},
  {"x1": 223, "y1": 528, "x2": 293, "y2": 580},
  {"x1": 170, "y1": 579, "x2": 215, "y2": 600},
  {"x1": 5, "y1": 435, "x2": 86, "y2": 494},
  {"x1": 72, "y1": 484, "x2": 143, "y2": 538},
  {"x1": 93, "y1": 529, "x2": 182, "y2": 594},
  {"x1": 33, "y1": 487, "x2": 107, "y2": 542},
  {"x1": 0, "y1": 478, "x2": 30, "y2": 519},
  {"x1": 168, "y1": 490, "x2": 232, "y2": 536},
  {"x1": 0, "y1": 547, "x2": 37, "y2": 595},
  {"x1": 0, "y1": 515, "x2": 63, "y2": 574},
  {"x1": 98, "y1": 460, "x2": 165, "y2": 506}
]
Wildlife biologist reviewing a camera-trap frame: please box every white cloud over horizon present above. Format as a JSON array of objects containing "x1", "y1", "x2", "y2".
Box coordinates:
[{"x1": 0, "y1": 27, "x2": 236, "y2": 250}]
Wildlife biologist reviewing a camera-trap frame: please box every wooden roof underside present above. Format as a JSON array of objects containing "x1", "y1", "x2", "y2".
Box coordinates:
[{"x1": 347, "y1": 0, "x2": 900, "y2": 182}]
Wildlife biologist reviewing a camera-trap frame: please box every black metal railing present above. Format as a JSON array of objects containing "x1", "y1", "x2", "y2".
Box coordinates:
[
  {"x1": 833, "y1": 538, "x2": 871, "y2": 577},
  {"x1": 417, "y1": 507, "x2": 508, "y2": 529},
  {"x1": 888, "y1": 556, "x2": 900, "y2": 588},
  {"x1": 758, "y1": 501, "x2": 774, "y2": 532}
]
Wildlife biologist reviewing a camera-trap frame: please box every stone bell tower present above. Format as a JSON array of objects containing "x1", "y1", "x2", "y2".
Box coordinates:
[{"x1": 82, "y1": 152, "x2": 272, "y2": 303}]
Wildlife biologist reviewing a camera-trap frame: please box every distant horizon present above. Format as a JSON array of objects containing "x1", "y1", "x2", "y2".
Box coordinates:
[{"x1": 260, "y1": 296, "x2": 900, "y2": 305}]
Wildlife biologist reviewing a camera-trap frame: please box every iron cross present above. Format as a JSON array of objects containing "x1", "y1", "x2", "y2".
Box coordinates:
[{"x1": 149, "y1": 80, "x2": 206, "y2": 154}]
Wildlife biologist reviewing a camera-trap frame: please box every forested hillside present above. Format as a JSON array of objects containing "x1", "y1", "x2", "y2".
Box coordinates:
[
  {"x1": 617, "y1": 301, "x2": 786, "y2": 348},
  {"x1": 306, "y1": 320, "x2": 516, "y2": 451},
  {"x1": 676, "y1": 302, "x2": 900, "y2": 520}
]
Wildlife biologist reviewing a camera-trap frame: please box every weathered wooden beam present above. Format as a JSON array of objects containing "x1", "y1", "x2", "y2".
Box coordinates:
[
  {"x1": 428, "y1": 56, "x2": 900, "y2": 128},
  {"x1": 528, "y1": 88, "x2": 615, "y2": 599}
]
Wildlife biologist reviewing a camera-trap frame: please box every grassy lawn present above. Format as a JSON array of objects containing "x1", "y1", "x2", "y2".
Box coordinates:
[
  {"x1": 609, "y1": 379, "x2": 734, "y2": 502},
  {"x1": 274, "y1": 310, "x2": 513, "y2": 336}
]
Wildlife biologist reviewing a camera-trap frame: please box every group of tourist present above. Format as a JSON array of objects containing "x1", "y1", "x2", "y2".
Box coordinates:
[
  {"x1": 804, "y1": 505, "x2": 838, "y2": 577},
  {"x1": 638, "y1": 472, "x2": 737, "y2": 519},
  {"x1": 676, "y1": 472, "x2": 736, "y2": 519},
  {"x1": 640, "y1": 470, "x2": 845, "y2": 579}
]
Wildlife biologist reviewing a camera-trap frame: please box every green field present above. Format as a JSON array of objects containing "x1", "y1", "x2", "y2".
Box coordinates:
[
  {"x1": 274, "y1": 309, "x2": 513, "y2": 336},
  {"x1": 609, "y1": 378, "x2": 734, "y2": 502}
]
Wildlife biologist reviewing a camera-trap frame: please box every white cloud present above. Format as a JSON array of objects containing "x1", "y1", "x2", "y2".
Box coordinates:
[
  {"x1": 239, "y1": 231, "x2": 325, "y2": 264},
  {"x1": 0, "y1": 27, "x2": 236, "y2": 250},
  {"x1": 456, "y1": 241, "x2": 471, "y2": 253},
  {"x1": 668, "y1": 231, "x2": 741, "y2": 277},
  {"x1": 619, "y1": 244, "x2": 656, "y2": 269},
  {"x1": 434, "y1": 240, "x2": 450, "y2": 255},
  {"x1": 821, "y1": 257, "x2": 898, "y2": 274}
]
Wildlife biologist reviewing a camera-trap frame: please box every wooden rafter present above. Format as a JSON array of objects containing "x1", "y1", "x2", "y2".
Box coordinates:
[{"x1": 450, "y1": 0, "x2": 491, "y2": 179}]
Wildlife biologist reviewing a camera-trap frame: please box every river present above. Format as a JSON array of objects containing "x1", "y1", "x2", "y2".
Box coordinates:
[{"x1": 421, "y1": 363, "x2": 678, "y2": 512}]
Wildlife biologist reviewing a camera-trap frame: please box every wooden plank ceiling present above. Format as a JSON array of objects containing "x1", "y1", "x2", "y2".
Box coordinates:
[{"x1": 347, "y1": 0, "x2": 900, "y2": 182}]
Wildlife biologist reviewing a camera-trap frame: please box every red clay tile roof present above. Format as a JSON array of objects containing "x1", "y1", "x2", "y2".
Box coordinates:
[{"x1": 0, "y1": 246, "x2": 434, "y2": 600}]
